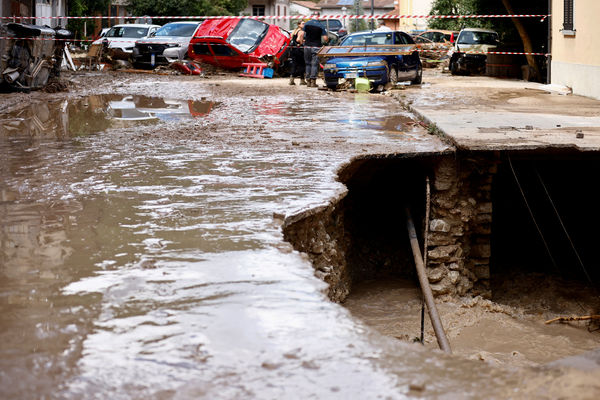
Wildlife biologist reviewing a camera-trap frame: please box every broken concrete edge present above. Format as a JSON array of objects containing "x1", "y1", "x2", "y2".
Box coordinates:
[
  {"x1": 400, "y1": 100, "x2": 600, "y2": 153},
  {"x1": 281, "y1": 186, "x2": 348, "y2": 230},
  {"x1": 398, "y1": 99, "x2": 460, "y2": 150},
  {"x1": 281, "y1": 151, "x2": 453, "y2": 229}
]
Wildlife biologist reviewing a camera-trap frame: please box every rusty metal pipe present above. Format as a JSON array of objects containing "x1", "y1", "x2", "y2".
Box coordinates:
[{"x1": 405, "y1": 206, "x2": 452, "y2": 354}]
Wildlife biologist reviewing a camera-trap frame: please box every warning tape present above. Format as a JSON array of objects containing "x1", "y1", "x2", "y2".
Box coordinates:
[
  {"x1": 0, "y1": 14, "x2": 550, "y2": 21},
  {"x1": 0, "y1": 36, "x2": 550, "y2": 56},
  {"x1": 429, "y1": 50, "x2": 549, "y2": 56}
]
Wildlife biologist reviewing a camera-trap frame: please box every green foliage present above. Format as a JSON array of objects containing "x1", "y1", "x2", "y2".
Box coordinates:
[
  {"x1": 126, "y1": 0, "x2": 247, "y2": 20},
  {"x1": 349, "y1": 0, "x2": 368, "y2": 33},
  {"x1": 427, "y1": 0, "x2": 548, "y2": 51},
  {"x1": 67, "y1": 0, "x2": 111, "y2": 40}
]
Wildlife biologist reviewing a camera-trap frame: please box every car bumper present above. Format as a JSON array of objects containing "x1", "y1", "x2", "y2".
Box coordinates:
[{"x1": 323, "y1": 65, "x2": 388, "y2": 86}]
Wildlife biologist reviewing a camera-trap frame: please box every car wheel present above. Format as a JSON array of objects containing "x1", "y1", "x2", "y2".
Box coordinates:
[
  {"x1": 411, "y1": 63, "x2": 422, "y2": 85},
  {"x1": 325, "y1": 79, "x2": 338, "y2": 90},
  {"x1": 450, "y1": 54, "x2": 460, "y2": 75},
  {"x1": 388, "y1": 65, "x2": 399, "y2": 86}
]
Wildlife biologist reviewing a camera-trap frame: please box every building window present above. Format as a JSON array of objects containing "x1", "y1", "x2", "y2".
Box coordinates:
[
  {"x1": 563, "y1": 0, "x2": 574, "y2": 32},
  {"x1": 277, "y1": 5, "x2": 280, "y2": 16},
  {"x1": 252, "y1": 5, "x2": 266, "y2": 16}
]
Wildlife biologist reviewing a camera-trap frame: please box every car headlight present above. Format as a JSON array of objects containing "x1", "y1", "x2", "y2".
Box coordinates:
[
  {"x1": 166, "y1": 43, "x2": 181, "y2": 48},
  {"x1": 324, "y1": 63, "x2": 337, "y2": 69},
  {"x1": 366, "y1": 60, "x2": 387, "y2": 67}
]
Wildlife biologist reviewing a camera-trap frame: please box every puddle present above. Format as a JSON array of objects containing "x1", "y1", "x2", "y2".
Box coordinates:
[{"x1": 0, "y1": 95, "x2": 216, "y2": 139}]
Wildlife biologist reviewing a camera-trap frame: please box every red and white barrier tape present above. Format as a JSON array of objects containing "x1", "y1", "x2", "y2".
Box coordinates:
[
  {"x1": 0, "y1": 36, "x2": 550, "y2": 56},
  {"x1": 0, "y1": 14, "x2": 550, "y2": 21}
]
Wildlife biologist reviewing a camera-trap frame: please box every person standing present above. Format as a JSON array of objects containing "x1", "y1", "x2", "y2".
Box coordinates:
[
  {"x1": 289, "y1": 20, "x2": 306, "y2": 85},
  {"x1": 303, "y1": 17, "x2": 328, "y2": 88}
]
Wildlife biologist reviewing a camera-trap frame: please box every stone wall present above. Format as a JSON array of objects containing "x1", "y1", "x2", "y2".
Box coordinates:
[
  {"x1": 427, "y1": 155, "x2": 498, "y2": 298},
  {"x1": 282, "y1": 198, "x2": 353, "y2": 303}
]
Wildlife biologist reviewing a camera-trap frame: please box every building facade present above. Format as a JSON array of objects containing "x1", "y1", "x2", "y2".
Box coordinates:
[
  {"x1": 243, "y1": 0, "x2": 290, "y2": 29},
  {"x1": 1, "y1": 0, "x2": 67, "y2": 27},
  {"x1": 383, "y1": 0, "x2": 433, "y2": 33},
  {"x1": 551, "y1": 0, "x2": 600, "y2": 100}
]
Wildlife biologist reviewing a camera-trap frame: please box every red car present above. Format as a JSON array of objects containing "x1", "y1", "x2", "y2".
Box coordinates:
[{"x1": 188, "y1": 18, "x2": 290, "y2": 69}]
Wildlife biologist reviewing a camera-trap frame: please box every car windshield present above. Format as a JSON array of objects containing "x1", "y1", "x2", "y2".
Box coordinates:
[
  {"x1": 341, "y1": 33, "x2": 393, "y2": 46},
  {"x1": 155, "y1": 23, "x2": 198, "y2": 37},
  {"x1": 458, "y1": 31, "x2": 498, "y2": 45},
  {"x1": 227, "y1": 19, "x2": 269, "y2": 53},
  {"x1": 106, "y1": 26, "x2": 150, "y2": 38}
]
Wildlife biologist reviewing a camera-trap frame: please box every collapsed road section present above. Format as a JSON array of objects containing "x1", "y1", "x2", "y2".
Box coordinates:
[{"x1": 283, "y1": 150, "x2": 600, "y2": 303}]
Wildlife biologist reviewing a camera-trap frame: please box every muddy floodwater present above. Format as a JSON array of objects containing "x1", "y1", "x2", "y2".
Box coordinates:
[{"x1": 1, "y1": 73, "x2": 599, "y2": 399}]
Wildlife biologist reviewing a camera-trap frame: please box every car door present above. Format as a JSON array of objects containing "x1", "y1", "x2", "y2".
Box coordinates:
[{"x1": 394, "y1": 32, "x2": 419, "y2": 80}]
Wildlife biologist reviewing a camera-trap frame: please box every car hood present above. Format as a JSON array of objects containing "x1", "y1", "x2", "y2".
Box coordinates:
[
  {"x1": 93, "y1": 37, "x2": 139, "y2": 48},
  {"x1": 455, "y1": 43, "x2": 497, "y2": 53},
  {"x1": 194, "y1": 18, "x2": 239, "y2": 38},
  {"x1": 254, "y1": 26, "x2": 289, "y2": 56},
  {"x1": 138, "y1": 36, "x2": 191, "y2": 45},
  {"x1": 326, "y1": 56, "x2": 387, "y2": 67}
]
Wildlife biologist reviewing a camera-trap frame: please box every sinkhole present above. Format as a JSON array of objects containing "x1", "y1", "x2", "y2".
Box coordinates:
[{"x1": 283, "y1": 151, "x2": 600, "y2": 305}]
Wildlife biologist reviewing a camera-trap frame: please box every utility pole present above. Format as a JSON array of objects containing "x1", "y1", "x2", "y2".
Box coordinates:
[{"x1": 371, "y1": 0, "x2": 375, "y2": 30}]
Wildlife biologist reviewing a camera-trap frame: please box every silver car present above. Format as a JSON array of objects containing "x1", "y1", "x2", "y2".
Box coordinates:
[
  {"x1": 132, "y1": 21, "x2": 202, "y2": 68},
  {"x1": 92, "y1": 24, "x2": 161, "y2": 59}
]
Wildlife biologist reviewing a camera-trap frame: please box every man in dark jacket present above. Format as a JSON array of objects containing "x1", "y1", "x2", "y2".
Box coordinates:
[{"x1": 303, "y1": 17, "x2": 328, "y2": 88}]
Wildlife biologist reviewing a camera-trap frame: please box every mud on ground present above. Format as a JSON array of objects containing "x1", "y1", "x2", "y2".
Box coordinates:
[{"x1": 6, "y1": 69, "x2": 599, "y2": 375}]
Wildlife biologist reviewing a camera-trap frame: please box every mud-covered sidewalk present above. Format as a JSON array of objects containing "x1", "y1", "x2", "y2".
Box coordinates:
[{"x1": 396, "y1": 70, "x2": 600, "y2": 150}]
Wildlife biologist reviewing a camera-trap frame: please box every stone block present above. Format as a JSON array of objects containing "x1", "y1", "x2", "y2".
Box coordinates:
[
  {"x1": 433, "y1": 196, "x2": 457, "y2": 209},
  {"x1": 474, "y1": 265, "x2": 490, "y2": 279},
  {"x1": 428, "y1": 245, "x2": 459, "y2": 262},
  {"x1": 471, "y1": 244, "x2": 491, "y2": 258},
  {"x1": 430, "y1": 219, "x2": 451, "y2": 232},
  {"x1": 430, "y1": 279, "x2": 454, "y2": 295},
  {"x1": 476, "y1": 213, "x2": 492, "y2": 224},
  {"x1": 477, "y1": 202, "x2": 493, "y2": 214},
  {"x1": 427, "y1": 265, "x2": 448, "y2": 283},
  {"x1": 448, "y1": 262, "x2": 460, "y2": 271},
  {"x1": 448, "y1": 270, "x2": 460, "y2": 284}
]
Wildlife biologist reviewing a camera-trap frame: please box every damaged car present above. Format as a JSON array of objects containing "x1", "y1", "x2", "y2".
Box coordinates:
[
  {"x1": 188, "y1": 18, "x2": 290, "y2": 69},
  {"x1": 132, "y1": 21, "x2": 203, "y2": 68},
  {"x1": 92, "y1": 23, "x2": 160, "y2": 60},
  {"x1": 0, "y1": 22, "x2": 71, "y2": 92},
  {"x1": 319, "y1": 30, "x2": 422, "y2": 91},
  {"x1": 449, "y1": 28, "x2": 499, "y2": 75}
]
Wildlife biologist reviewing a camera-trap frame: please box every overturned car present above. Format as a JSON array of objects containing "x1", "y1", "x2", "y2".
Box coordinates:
[{"x1": 0, "y1": 22, "x2": 72, "y2": 92}]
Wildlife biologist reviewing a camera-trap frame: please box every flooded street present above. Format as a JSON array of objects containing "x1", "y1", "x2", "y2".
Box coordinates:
[{"x1": 0, "y1": 73, "x2": 598, "y2": 399}]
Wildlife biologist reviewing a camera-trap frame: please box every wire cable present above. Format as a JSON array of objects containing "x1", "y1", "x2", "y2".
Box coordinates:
[
  {"x1": 533, "y1": 166, "x2": 593, "y2": 283},
  {"x1": 508, "y1": 155, "x2": 559, "y2": 271}
]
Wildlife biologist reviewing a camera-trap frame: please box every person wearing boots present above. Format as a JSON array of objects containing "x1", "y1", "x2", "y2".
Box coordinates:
[
  {"x1": 289, "y1": 20, "x2": 306, "y2": 85},
  {"x1": 303, "y1": 16, "x2": 328, "y2": 88}
]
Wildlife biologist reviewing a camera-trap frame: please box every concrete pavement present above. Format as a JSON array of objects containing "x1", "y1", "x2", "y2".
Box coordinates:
[{"x1": 397, "y1": 70, "x2": 600, "y2": 151}]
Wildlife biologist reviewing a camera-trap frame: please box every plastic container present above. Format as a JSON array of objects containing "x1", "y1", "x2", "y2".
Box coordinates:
[
  {"x1": 263, "y1": 68, "x2": 274, "y2": 78},
  {"x1": 355, "y1": 77, "x2": 370, "y2": 92}
]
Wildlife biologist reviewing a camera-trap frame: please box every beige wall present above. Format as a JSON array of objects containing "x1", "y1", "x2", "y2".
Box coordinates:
[
  {"x1": 552, "y1": 0, "x2": 600, "y2": 99},
  {"x1": 552, "y1": 0, "x2": 600, "y2": 65}
]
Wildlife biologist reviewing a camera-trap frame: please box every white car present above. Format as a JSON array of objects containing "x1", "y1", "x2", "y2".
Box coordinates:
[
  {"x1": 448, "y1": 27, "x2": 499, "y2": 75},
  {"x1": 92, "y1": 23, "x2": 161, "y2": 59}
]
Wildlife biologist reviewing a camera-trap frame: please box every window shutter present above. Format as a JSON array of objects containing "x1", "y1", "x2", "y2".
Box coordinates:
[{"x1": 563, "y1": 0, "x2": 574, "y2": 31}]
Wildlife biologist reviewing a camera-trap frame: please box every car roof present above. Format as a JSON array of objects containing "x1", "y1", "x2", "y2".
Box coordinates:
[
  {"x1": 419, "y1": 29, "x2": 458, "y2": 34},
  {"x1": 109, "y1": 24, "x2": 160, "y2": 28},
  {"x1": 347, "y1": 30, "x2": 406, "y2": 37},
  {"x1": 163, "y1": 21, "x2": 202, "y2": 25},
  {"x1": 460, "y1": 27, "x2": 498, "y2": 34}
]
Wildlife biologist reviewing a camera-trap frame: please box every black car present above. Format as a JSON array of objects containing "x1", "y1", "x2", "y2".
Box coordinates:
[{"x1": 319, "y1": 19, "x2": 347, "y2": 39}]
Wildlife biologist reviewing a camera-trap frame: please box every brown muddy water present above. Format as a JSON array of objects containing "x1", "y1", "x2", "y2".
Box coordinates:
[{"x1": 0, "y1": 75, "x2": 598, "y2": 399}]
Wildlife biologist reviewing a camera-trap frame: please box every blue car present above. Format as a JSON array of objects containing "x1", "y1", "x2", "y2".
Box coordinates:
[{"x1": 321, "y1": 30, "x2": 422, "y2": 91}]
